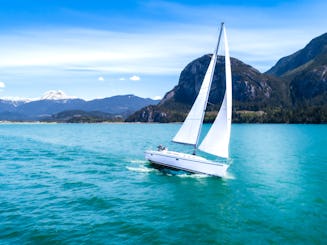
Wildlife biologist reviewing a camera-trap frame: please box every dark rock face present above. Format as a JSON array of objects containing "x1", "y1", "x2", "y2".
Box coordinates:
[
  {"x1": 162, "y1": 55, "x2": 288, "y2": 109},
  {"x1": 126, "y1": 105, "x2": 171, "y2": 123},
  {"x1": 290, "y1": 65, "x2": 327, "y2": 104}
]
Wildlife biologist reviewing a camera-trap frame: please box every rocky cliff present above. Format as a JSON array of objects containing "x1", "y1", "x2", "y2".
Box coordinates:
[{"x1": 126, "y1": 55, "x2": 290, "y2": 123}]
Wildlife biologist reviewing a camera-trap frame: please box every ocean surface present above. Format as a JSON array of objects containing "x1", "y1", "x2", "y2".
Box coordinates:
[{"x1": 0, "y1": 123, "x2": 326, "y2": 244}]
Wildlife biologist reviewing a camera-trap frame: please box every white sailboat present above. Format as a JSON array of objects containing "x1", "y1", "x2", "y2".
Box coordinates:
[{"x1": 145, "y1": 22, "x2": 232, "y2": 177}]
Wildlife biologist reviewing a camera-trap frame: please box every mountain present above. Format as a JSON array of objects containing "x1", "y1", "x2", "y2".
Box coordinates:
[
  {"x1": 167, "y1": 55, "x2": 289, "y2": 109},
  {"x1": 40, "y1": 90, "x2": 77, "y2": 100},
  {"x1": 0, "y1": 99, "x2": 26, "y2": 120},
  {"x1": 127, "y1": 33, "x2": 327, "y2": 123},
  {"x1": 0, "y1": 94, "x2": 159, "y2": 121},
  {"x1": 16, "y1": 98, "x2": 86, "y2": 119},
  {"x1": 0, "y1": 99, "x2": 17, "y2": 112},
  {"x1": 127, "y1": 55, "x2": 290, "y2": 123},
  {"x1": 266, "y1": 32, "x2": 327, "y2": 107},
  {"x1": 82, "y1": 95, "x2": 160, "y2": 116},
  {"x1": 266, "y1": 33, "x2": 327, "y2": 77}
]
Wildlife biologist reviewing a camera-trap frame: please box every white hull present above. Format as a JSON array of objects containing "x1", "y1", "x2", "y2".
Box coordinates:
[{"x1": 145, "y1": 150, "x2": 229, "y2": 177}]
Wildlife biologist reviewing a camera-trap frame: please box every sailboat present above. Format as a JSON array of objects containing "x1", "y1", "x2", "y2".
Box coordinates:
[{"x1": 145, "y1": 22, "x2": 232, "y2": 177}]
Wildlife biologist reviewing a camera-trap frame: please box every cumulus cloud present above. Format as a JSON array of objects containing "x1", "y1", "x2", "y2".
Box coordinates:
[
  {"x1": 129, "y1": 75, "x2": 140, "y2": 81},
  {"x1": 119, "y1": 77, "x2": 125, "y2": 81},
  {"x1": 0, "y1": 81, "x2": 5, "y2": 88},
  {"x1": 98, "y1": 76, "x2": 104, "y2": 81}
]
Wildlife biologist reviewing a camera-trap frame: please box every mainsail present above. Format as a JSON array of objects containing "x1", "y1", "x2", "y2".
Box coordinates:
[
  {"x1": 198, "y1": 26, "x2": 232, "y2": 158},
  {"x1": 172, "y1": 24, "x2": 223, "y2": 146}
]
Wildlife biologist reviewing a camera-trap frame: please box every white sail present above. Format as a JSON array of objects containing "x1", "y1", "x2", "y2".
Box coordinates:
[
  {"x1": 198, "y1": 26, "x2": 232, "y2": 158},
  {"x1": 172, "y1": 51, "x2": 219, "y2": 146}
]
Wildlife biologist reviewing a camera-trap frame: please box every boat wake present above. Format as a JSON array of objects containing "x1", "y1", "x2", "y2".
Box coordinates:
[
  {"x1": 173, "y1": 173, "x2": 210, "y2": 179},
  {"x1": 129, "y1": 159, "x2": 147, "y2": 164},
  {"x1": 126, "y1": 159, "x2": 158, "y2": 173},
  {"x1": 223, "y1": 172, "x2": 235, "y2": 180},
  {"x1": 126, "y1": 166, "x2": 158, "y2": 173},
  {"x1": 160, "y1": 166, "x2": 235, "y2": 179}
]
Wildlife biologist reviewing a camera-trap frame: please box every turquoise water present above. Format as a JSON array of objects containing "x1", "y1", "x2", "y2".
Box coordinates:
[{"x1": 0, "y1": 123, "x2": 326, "y2": 244}]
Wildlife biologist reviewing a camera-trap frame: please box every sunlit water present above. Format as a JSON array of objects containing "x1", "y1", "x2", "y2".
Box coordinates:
[{"x1": 0, "y1": 123, "x2": 326, "y2": 244}]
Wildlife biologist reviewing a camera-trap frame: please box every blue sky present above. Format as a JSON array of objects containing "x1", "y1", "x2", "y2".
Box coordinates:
[{"x1": 0, "y1": 0, "x2": 326, "y2": 100}]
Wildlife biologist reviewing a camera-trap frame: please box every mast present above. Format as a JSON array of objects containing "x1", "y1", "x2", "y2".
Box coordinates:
[
  {"x1": 193, "y1": 22, "x2": 224, "y2": 154},
  {"x1": 198, "y1": 23, "x2": 232, "y2": 158}
]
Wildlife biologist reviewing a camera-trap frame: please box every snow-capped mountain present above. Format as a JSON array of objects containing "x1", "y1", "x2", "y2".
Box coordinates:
[{"x1": 41, "y1": 90, "x2": 77, "y2": 100}]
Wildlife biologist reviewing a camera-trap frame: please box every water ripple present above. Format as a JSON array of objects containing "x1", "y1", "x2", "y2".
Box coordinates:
[{"x1": 0, "y1": 124, "x2": 326, "y2": 244}]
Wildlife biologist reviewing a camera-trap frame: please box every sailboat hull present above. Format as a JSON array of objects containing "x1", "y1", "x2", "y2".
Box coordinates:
[{"x1": 145, "y1": 150, "x2": 229, "y2": 177}]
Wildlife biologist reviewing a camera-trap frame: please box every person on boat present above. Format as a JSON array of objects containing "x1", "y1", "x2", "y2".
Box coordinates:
[{"x1": 157, "y1": 145, "x2": 167, "y2": 151}]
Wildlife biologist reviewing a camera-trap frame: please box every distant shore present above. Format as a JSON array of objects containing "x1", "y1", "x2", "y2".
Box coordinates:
[{"x1": 1, "y1": 120, "x2": 325, "y2": 125}]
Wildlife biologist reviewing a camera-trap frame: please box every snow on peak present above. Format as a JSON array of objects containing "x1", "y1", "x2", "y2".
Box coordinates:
[{"x1": 41, "y1": 90, "x2": 76, "y2": 100}]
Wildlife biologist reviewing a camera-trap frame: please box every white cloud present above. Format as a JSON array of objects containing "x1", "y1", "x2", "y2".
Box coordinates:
[
  {"x1": 129, "y1": 75, "x2": 140, "y2": 81},
  {"x1": 98, "y1": 76, "x2": 104, "y2": 81},
  {"x1": 152, "y1": 95, "x2": 162, "y2": 100},
  {"x1": 0, "y1": 20, "x2": 323, "y2": 76},
  {"x1": 0, "y1": 81, "x2": 5, "y2": 88},
  {"x1": 119, "y1": 77, "x2": 125, "y2": 81}
]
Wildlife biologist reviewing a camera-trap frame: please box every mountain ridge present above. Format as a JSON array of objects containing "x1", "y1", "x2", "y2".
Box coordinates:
[
  {"x1": 0, "y1": 94, "x2": 159, "y2": 121},
  {"x1": 266, "y1": 33, "x2": 327, "y2": 77},
  {"x1": 266, "y1": 32, "x2": 327, "y2": 107}
]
